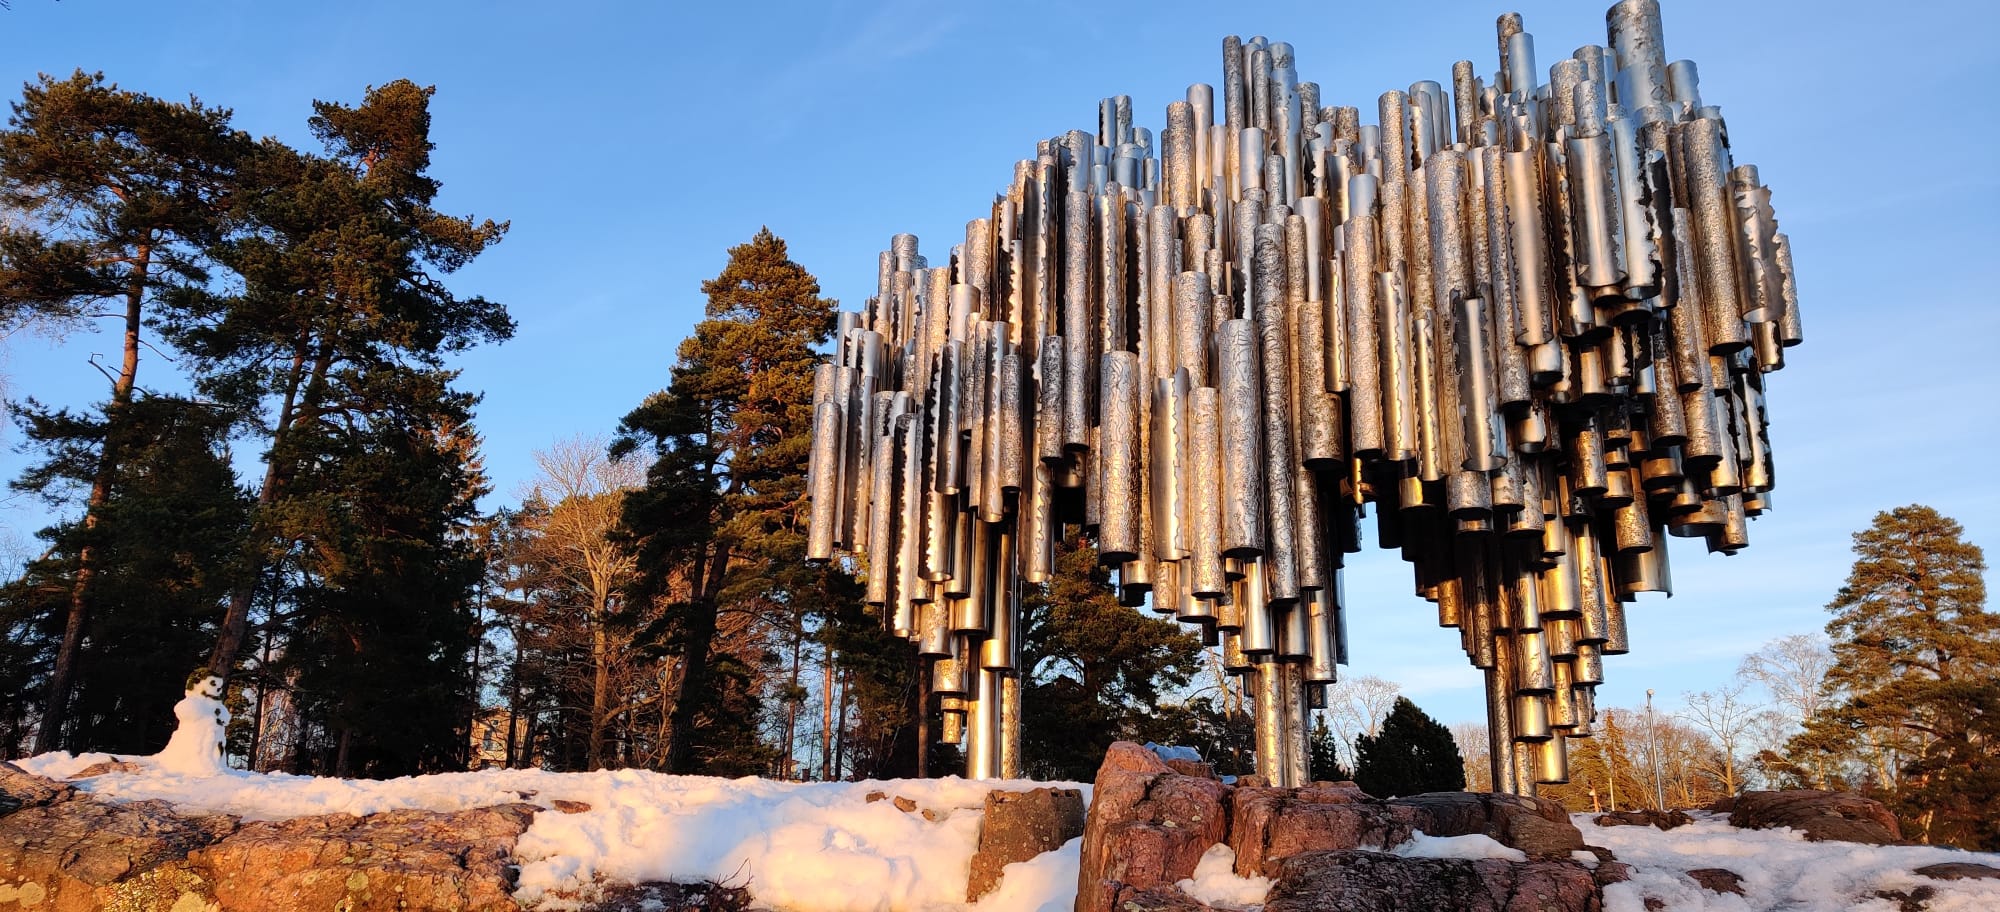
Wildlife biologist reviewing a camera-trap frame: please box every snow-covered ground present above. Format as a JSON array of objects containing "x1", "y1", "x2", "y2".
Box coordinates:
[
  {"x1": 1579, "y1": 811, "x2": 2000, "y2": 912},
  {"x1": 17, "y1": 751, "x2": 1086, "y2": 912},
  {"x1": 14, "y1": 752, "x2": 2000, "y2": 912}
]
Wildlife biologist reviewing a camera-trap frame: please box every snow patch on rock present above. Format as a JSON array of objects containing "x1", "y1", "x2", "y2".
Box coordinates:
[
  {"x1": 976, "y1": 837, "x2": 1081, "y2": 912},
  {"x1": 1391, "y1": 830, "x2": 1530, "y2": 862},
  {"x1": 1176, "y1": 843, "x2": 1271, "y2": 909}
]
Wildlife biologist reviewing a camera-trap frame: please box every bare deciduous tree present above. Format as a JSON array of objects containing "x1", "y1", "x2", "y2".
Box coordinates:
[
  {"x1": 1450, "y1": 721, "x2": 1492, "y2": 792},
  {"x1": 517, "y1": 434, "x2": 648, "y2": 769},
  {"x1": 1738, "y1": 633, "x2": 1834, "y2": 727},
  {"x1": 1322, "y1": 675, "x2": 1401, "y2": 767},
  {"x1": 1680, "y1": 680, "x2": 1762, "y2": 795}
]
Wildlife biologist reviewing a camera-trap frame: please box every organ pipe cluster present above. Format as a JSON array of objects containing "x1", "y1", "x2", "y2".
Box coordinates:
[{"x1": 805, "y1": 0, "x2": 1801, "y2": 794}]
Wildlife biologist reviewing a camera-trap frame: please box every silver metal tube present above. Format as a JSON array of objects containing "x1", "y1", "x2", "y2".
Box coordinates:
[
  {"x1": 1679, "y1": 117, "x2": 1747, "y2": 352},
  {"x1": 1188, "y1": 386, "x2": 1227, "y2": 596},
  {"x1": 1217, "y1": 319, "x2": 1266, "y2": 557},
  {"x1": 1255, "y1": 225, "x2": 1301, "y2": 605},
  {"x1": 1344, "y1": 213, "x2": 1385, "y2": 457},
  {"x1": 1099, "y1": 351, "x2": 1143, "y2": 562},
  {"x1": 1254, "y1": 655, "x2": 1287, "y2": 785},
  {"x1": 968, "y1": 667, "x2": 999, "y2": 780},
  {"x1": 1153, "y1": 373, "x2": 1190, "y2": 561}
]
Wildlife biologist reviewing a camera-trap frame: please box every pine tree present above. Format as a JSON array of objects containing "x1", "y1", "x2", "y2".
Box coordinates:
[
  {"x1": 614, "y1": 227, "x2": 833, "y2": 775},
  {"x1": 1353, "y1": 697, "x2": 1466, "y2": 797},
  {"x1": 275, "y1": 379, "x2": 490, "y2": 777},
  {"x1": 0, "y1": 72, "x2": 245, "y2": 750},
  {"x1": 1308, "y1": 715, "x2": 1352, "y2": 782},
  {"x1": 0, "y1": 396, "x2": 248, "y2": 754},
  {"x1": 1019, "y1": 531, "x2": 1205, "y2": 780},
  {"x1": 167, "y1": 79, "x2": 510, "y2": 687},
  {"x1": 1789, "y1": 505, "x2": 1999, "y2": 848}
]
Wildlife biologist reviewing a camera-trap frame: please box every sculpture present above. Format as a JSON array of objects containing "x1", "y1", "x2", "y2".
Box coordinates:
[{"x1": 806, "y1": 0, "x2": 1800, "y2": 793}]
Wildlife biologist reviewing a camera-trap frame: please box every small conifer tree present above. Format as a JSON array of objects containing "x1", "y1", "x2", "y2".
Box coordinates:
[{"x1": 1354, "y1": 696, "x2": 1466, "y2": 797}]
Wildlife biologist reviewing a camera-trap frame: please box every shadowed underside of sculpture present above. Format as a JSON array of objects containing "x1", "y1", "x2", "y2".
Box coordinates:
[{"x1": 805, "y1": 0, "x2": 1800, "y2": 794}]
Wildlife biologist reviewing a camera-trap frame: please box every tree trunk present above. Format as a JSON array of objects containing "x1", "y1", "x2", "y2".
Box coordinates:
[
  {"x1": 334, "y1": 726, "x2": 351, "y2": 777},
  {"x1": 834, "y1": 669, "x2": 848, "y2": 781},
  {"x1": 36, "y1": 243, "x2": 152, "y2": 755},
  {"x1": 590, "y1": 621, "x2": 610, "y2": 769},
  {"x1": 209, "y1": 344, "x2": 321, "y2": 679},
  {"x1": 664, "y1": 542, "x2": 730, "y2": 774},
  {"x1": 248, "y1": 621, "x2": 274, "y2": 771},
  {"x1": 782, "y1": 608, "x2": 801, "y2": 778},
  {"x1": 821, "y1": 644, "x2": 836, "y2": 780}
]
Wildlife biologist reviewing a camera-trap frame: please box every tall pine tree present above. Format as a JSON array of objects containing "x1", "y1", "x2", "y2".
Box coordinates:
[
  {"x1": 1789, "y1": 505, "x2": 1999, "y2": 849},
  {"x1": 0, "y1": 72, "x2": 245, "y2": 750},
  {"x1": 614, "y1": 227, "x2": 833, "y2": 775},
  {"x1": 166, "y1": 80, "x2": 510, "y2": 688}
]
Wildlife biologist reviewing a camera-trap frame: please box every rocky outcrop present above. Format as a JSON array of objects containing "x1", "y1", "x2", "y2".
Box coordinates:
[
  {"x1": 1390, "y1": 791, "x2": 1584, "y2": 858},
  {"x1": 1102, "y1": 886, "x2": 1213, "y2": 912},
  {"x1": 1262, "y1": 850, "x2": 1602, "y2": 912},
  {"x1": 192, "y1": 803, "x2": 537, "y2": 912},
  {"x1": 577, "y1": 880, "x2": 753, "y2": 912},
  {"x1": 0, "y1": 763, "x2": 70, "y2": 815},
  {"x1": 968, "y1": 787, "x2": 1086, "y2": 900},
  {"x1": 1729, "y1": 789, "x2": 1904, "y2": 845},
  {"x1": 1593, "y1": 809, "x2": 1693, "y2": 830},
  {"x1": 1229, "y1": 784, "x2": 1418, "y2": 877},
  {"x1": 0, "y1": 763, "x2": 537, "y2": 912},
  {"x1": 1074, "y1": 742, "x2": 1230, "y2": 912},
  {"x1": 1914, "y1": 862, "x2": 2000, "y2": 881},
  {"x1": 0, "y1": 763, "x2": 237, "y2": 912},
  {"x1": 1074, "y1": 743, "x2": 1605, "y2": 912}
]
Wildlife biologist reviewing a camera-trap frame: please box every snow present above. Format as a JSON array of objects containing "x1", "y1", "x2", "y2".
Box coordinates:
[
  {"x1": 1176, "y1": 843, "x2": 1271, "y2": 909},
  {"x1": 153, "y1": 676, "x2": 230, "y2": 776},
  {"x1": 1144, "y1": 742, "x2": 1202, "y2": 763},
  {"x1": 977, "y1": 838, "x2": 1081, "y2": 912},
  {"x1": 1579, "y1": 811, "x2": 2000, "y2": 912},
  {"x1": 1392, "y1": 830, "x2": 1529, "y2": 863},
  {"x1": 15, "y1": 753, "x2": 1086, "y2": 912},
  {"x1": 18, "y1": 752, "x2": 2000, "y2": 912}
]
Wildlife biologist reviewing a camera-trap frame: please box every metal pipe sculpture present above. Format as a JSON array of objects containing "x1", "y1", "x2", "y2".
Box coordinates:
[{"x1": 806, "y1": 0, "x2": 1800, "y2": 794}]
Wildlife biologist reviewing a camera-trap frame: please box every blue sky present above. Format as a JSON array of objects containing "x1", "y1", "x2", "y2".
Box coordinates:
[{"x1": 2, "y1": 0, "x2": 1997, "y2": 728}]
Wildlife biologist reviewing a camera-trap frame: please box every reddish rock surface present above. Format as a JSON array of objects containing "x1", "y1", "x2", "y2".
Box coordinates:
[
  {"x1": 1389, "y1": 791, "x2": 1584, "y2": 857},
  {"x1": 1593, "y1": 809, "x2": 1693, "y2": 830},
  {"x1": 1686, "y1": 867, "x2": 1744, "y2": 895},
  {"x1": 193, "y1": 803, "x2": 537, "y2": 912},
  {"x1": 1262, "y1": 850, "x2": 1602, "y2": 912},
  {"x1": 1104, "y1": 885, "x2": 1214, "y2": 911},
  {"x1": 1073, "y1": 744, "x2": 1606, "y2": 912},
  {"x1": 1074, "y1": 743, "x2": 1228, "y2": 912},
  {"x1": 0, "y1": 763, "x2": 238, "y2": 912},
  {"x1": 968, "y1": 787, "x2": 1086, "y2": 900},
  {"x1": 1229, "y1": 785, "x2": 1418, "y2": 878},
  {"x1": 1729, "y1": 790, "x2": 1903, "y2": 845},
  {"x1": 1915, "y1": 862, "x2": 2000, "y2": 881}
]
